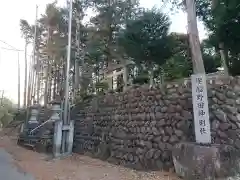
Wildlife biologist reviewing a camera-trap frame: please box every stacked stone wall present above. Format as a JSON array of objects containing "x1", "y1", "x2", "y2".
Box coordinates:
[{"x1": 72, "y1": 76, "x2": 240, "y2": 170}]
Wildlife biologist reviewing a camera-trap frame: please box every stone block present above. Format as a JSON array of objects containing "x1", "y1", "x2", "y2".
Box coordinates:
[{"x1": 172, "y1": 142, "x2": 240, "y2": 180}]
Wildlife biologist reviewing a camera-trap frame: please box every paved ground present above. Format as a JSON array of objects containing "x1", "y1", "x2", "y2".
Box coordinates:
[{"x1": 0, "y1": 148, "x2": 35, "y2": 180}]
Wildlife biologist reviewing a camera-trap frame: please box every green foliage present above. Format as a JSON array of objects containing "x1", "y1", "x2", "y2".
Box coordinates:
[
  {"x1": 0, "y1": 98, "x2": 16, "y2": 127},
  {"x1": 195, "y1": 0, "x2": 240, "y2": 75},
  {"x1": 20, "y1": 19, "x2": 33, "y2": 43},
  {"x1": 162, "y1": 33, "x2": 191, "y2": 81},
  {"x1": 119, "y1": 9, "x2": 172, "y2": 67},
  {"x1": 163, "y1": 55, "x2": 191, "y2": 81}
]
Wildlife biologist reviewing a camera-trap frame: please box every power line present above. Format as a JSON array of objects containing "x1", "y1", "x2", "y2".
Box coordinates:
[
  {"x1": 0, "y1": 47, "x2": 32, "y2": 56},
  {"x1": 0, "y1": 40, "x2": 20, "y2": 51},
  {"x1": 0, "y1": 47, "x2": 24, "y2": 51}
]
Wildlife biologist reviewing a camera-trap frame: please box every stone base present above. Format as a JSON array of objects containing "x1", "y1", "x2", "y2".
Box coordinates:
[{"x1": 172, "y1": 142, "x2": 240, "y2": 180}]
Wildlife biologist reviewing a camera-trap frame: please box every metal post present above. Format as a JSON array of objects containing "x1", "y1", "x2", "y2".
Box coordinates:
[{"x1": 62, "y1": 0, "x2": 73, "y2": 153}]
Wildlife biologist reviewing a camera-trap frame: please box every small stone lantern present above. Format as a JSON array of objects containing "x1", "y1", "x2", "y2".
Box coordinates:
[
  {"x1": 50, "y1": 97, "x2": 62, "y2": 122},
  {"x1": 28, "y1": 104, "x2": 40, "y2": 124}
]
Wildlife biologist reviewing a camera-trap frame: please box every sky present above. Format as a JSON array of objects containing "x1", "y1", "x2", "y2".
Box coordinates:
[{"x1": 0, "y1": 0, "x2": 206, "y2": 104}]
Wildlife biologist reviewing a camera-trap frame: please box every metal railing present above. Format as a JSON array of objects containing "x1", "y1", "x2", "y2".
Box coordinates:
[{"x1": 30, "y1": 118, "x2": 55, "y2": 134}]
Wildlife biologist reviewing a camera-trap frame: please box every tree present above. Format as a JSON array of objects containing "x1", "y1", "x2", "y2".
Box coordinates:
[
  {"x1": 0, "y1": 97, "x2": 15, "y2": 127},
  {"x1": 195, "y1": 0, "x2": 240, "y2": 76},
  {"x1": 162, "y1": 33, "x2": 191, "y2": 81},
  {"x1": 89, "y1": 0, "x2": 139, "y2": 67},
  {"x1": 118, "y1": 9, "x2": 173, "y2": 85},
  {"x1": 162, "y1": 33, "x2": 220, "y2": 81},
  {"x1": 20, "y1": 19, "x2": 34, "y2": 108}
]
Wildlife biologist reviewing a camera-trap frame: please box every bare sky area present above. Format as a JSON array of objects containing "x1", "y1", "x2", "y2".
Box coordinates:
[{"x1": 0, "y1": 0, "x2": 206, "y2": 103}]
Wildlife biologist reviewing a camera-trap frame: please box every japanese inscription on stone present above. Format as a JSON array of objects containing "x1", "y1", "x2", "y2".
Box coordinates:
[{"x1": 191, "y1": 74, "x2": 211, "y2": 144}]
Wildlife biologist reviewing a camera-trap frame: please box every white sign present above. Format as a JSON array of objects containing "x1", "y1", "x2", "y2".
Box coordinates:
[{"x1": 191, "y1": 74, "x2": 211, "y2": 144}]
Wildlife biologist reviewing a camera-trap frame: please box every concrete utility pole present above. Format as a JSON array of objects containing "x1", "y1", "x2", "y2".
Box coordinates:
[
  {"x1": 64, "y1": 0, "x2": 73, "y2": 125},
  {"x1": 61, "y1": 0, "x2": 74, "y2": 155},
  {"x1": 186, "y1": 0, "x2": 211, "y2": 144}
]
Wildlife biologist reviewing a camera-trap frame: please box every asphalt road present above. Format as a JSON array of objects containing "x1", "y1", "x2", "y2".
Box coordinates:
[{"x1": 0, "y1": 148, "x2": 35, "y2": 180}]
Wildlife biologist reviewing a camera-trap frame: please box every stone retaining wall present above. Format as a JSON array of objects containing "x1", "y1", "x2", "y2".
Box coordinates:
[{"x1": 72, "y1": 76, "x2": 240, "y2": 170}]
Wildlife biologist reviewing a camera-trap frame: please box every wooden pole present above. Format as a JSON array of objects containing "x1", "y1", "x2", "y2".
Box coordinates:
[
  {"x1": 186, "y1": 0, "x2": 205, "y2": 74},
  {"x1": 186, "y1": 0, "x2": 211, "y2": 144},
  {"x1": 23, "y1": 40, "x2": 28, "y2": 108},
  {"x1": 17, "y1": 52, "x2": 20, "y2": 110}
]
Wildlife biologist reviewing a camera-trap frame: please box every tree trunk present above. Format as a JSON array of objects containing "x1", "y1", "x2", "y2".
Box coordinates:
[
  {"x1": 23, "y1": 41, "x2": 28, "y2": 108},
  {"x1": 219, "y1": 43, "x2": 229, "y2": 76},
  {"x1": 74, "y1": 57, "x2": 79, "y2": 99},
  {"x1": 212, "y1": 0, "x2": 229, "y2": 76},
  {"x1": 27, "y1": 56, "x2": 33, "y2": 106},
  {"x1": 44, "y1": 62, "x2": 49, "y2": 107},
  {"x1": 52, "y1": 62, "x2": 57, "y2": 100},
  {"x1": 56, "y1": 62, "x2": 61, "y2": 96},
  {"x1": 74, "y1": 21, "x2": 80, "y2": 100},
  {"x1": 60, "y1": 62, "x2": 66, "y2": 100},
  {"x1": 47, "y1": 63, "x2": 52, "y2": 103},
  {"x1": 36, "y1": 51, "x2": 41, "y2": 104}
]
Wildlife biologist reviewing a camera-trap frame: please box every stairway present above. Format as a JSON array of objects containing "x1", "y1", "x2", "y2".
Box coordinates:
[
  {"x1": 17, "y1": 107, "x2": 54, "y2": 153},
  {"x1": 17, "y1": 121, "x2": 41, "y2": 148}
]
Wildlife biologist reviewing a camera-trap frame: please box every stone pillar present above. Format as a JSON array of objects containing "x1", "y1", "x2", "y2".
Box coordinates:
[
  {"x1": 51, "y1": 100, "x2": 62, "y2": 158},
  {"x1": 19, "y1": 123, "x2": 24, "y2": 133},
  {"x1": 66, "y1": 120, "x2": 74, "y2": 154},
  {"x1": 108, "y1": 76, "x2": 113, "y2": 90}
]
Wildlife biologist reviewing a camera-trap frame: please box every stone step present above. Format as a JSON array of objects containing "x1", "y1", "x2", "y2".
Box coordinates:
[{"x1": 22, "y1": 143, "x2": 35, "y2": 148}]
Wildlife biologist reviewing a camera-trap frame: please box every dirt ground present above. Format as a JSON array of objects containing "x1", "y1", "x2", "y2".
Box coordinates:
[{"x1": 0, "y1": 135, "x2": 181, "y2": 180}]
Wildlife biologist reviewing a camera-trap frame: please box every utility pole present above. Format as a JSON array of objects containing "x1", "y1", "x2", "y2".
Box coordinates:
[
  {"x1": 63, "y1": 0, "x2": 73, "y2": 153},
  {"x1": 64, "y1": 0, "x2": 73, "y2": 124},
  {"x1": 186, "y1": 0, "x2": 211, "y2": 144},
  {"x1": 17, "y1": 52, "x2": 20, "y2": 110},
  {"x1": 0, "y1": 40, "x2": 22, "y2": 110}
]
